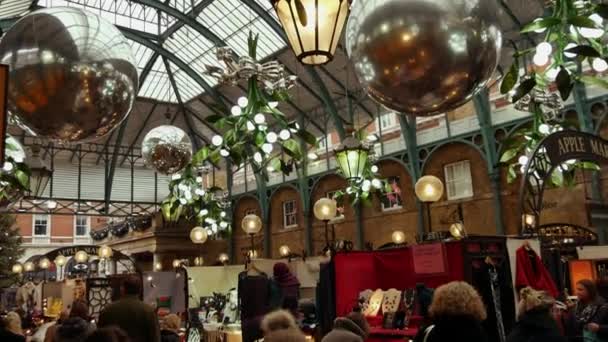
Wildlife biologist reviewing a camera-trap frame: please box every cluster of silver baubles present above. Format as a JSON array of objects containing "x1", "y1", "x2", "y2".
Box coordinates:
[
  {"x1": 0, "y1": 7, "x2": 138, "y2": 143},
  {"x1": 141, "y1": 125, "x2": 193, "y2": 175},
  {"x1": 346, "y1": 0, "x2": 502, "y2": 116}
]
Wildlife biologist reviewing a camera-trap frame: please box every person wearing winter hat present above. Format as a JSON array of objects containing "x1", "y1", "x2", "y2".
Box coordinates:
[
  {"x1": 273, "y1": 262, "x2": 300, "y2": 315},
  {"x1": 261, "y1": 310, "x2": 306, "y2": 342},
  {"x1": 507, "y1": 287, "x2": 566, "y2": 342},
  {"x1": 321, "y1": 311, "x2": 370, "y2": 342}
]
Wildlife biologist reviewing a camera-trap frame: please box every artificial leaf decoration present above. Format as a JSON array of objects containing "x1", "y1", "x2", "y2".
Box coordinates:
[
  {"x1": 580, "y1": 75, "x2": 608, "y2": 89},
  {"x1": 500, "y1": 63, "x2": 519, "y2": 94},
  {"x1": 0, "y1": 137, "x2": 31, "y2": 204},
  {"x1": 567, "y1": 16, "x2": 597, "y2": 28},
  {"x1": 555, "y1": 67, "x2": 573, "y2": 101},
  {"x1": 163, "y1": 32, "x2": 317, "y2": 222},
  {"x1": 521, "y1": 17, "x2": 560, "y2": 33},
  {"x1": 512, "y1": 77, "x2": 536, "y2": 103},
  {"x1": 564, "y1": 45, "x2": 601, "y2": 58}
]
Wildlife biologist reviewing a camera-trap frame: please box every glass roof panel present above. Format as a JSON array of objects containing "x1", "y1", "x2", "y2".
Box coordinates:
[
  {"x1": 39, "y1": 0, "x2": 168, "y2": 33},
  {"x1": 0, "y1": 0, "x2": 32, "y2": 19},
  {"x1": 138, "y1": 56, "x2": 177, "y2": 102}
]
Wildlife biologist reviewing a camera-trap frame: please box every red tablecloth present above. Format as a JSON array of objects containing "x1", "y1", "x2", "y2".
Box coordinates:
[{"x1": 366, "y1": 327, "x2": 418, "y2": 342}]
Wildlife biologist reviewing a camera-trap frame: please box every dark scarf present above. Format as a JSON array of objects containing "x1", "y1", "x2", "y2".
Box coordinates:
[
  {"x1": 273, "y1": 262, "x2": 300, "y2": 287},
  {"x1": 575, "y1": 301, "x2": 601, "y2": 325}
]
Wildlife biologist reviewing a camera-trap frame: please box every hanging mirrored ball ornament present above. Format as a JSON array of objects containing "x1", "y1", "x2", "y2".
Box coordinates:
[
  {"x1": 346, "y1": 0, "x2": 502, "y2": 116},
  {"x1": 0, "y1": 7, "x2": 138, "y2": 142},
  {"x1": 142, "y1": 125, "x2": 192, "y2": 175}
]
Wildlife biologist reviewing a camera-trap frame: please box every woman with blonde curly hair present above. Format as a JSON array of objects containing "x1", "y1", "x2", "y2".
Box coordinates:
[{"x1": 414, "y1": 281, "x2": 487, "y2": 342}]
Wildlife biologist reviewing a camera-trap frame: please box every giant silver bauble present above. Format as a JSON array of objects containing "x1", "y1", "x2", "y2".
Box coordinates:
[
  {"x1": 142, "y1": 125, "x2": 192, "y2": 175},
  {"x1": 346, "y1": 0, "x2": 502, "y2": 116},
  {"x1": 0, "y1": 7, "x2": 138, "y2": 142}
]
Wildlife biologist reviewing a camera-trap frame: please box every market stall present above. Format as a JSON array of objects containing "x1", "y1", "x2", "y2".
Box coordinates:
[{"x1": 143, "y1": 271, "x2": 186, "y2": 317}]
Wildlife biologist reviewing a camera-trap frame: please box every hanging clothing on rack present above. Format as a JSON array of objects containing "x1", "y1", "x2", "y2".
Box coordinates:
[
  {"x1": 238, "y1": 270, "x2": 271, "y2": 342},
  {"x1": 515, "y1": 246, "x2": 559, "y2": 298}
]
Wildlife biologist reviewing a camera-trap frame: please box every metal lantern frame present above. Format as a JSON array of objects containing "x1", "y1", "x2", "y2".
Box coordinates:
[
  {"x1": 334, "y1": 137, "x2": 371, "y2": 181},
  {"x1": 271, "y1": 0, "x2": 352, "y2": 65},
  {"x1": 26, "y1": 145, "x2": 53, "y2": 198}
]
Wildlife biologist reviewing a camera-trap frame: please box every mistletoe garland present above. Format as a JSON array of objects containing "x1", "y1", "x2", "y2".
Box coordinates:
[
  {"x1": 499, "y1": 0, "x2": 606, "y2": 186},
  {"x1": 501, "y1": 0, "x2": 608, "y2": 101},
  {"x1": 0, "y1": 136, "x2": 30, "y2": 205},
  {"x1": 163, "y1": 33, "x2": 317, "y2": 222},
  {"x1": 161, "y1": 164, "x2": 231, "y2": 237},
  {"x1": 332, "y1": 129, "x2": 389, "y2": 207}
]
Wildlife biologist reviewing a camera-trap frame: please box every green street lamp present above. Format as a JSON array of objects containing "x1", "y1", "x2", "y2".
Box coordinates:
[{"x1": 334, "y1": 137, "x2": 370, "y2": 181}]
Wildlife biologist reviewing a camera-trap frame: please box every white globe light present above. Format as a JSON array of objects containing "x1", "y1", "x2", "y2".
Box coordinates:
[
  {"x1": 247, "y1": 121, "x2": 256, "y2": 131},
  {"x1": 592, "y1": 58, "x2": 608, "y2": 72},
  {"x1": 220, "y1": 149, "x2": 230, "y2": 157},
  {"x1": 279, "y1": 129, "x2": 291, "y2": 140},
  {"x1": 518, "y1": 155, "x2": 529, "y2": 166},
  {"x1": 268, "y1": 101, "x2": 279, "y2": 109},
  {"x1": 253, "y1": 152, "x2": 263, "y2": 163},
  {"x1": 38, "y1": 257, "x2": 51, "y2": 270},
  {"x1": 536, "y1": 42, "x2": 552, "y2": 56},
  {"x1": 212, "y1": 135, "x2": 223, "y2": 146},
  {"x1": 23, "y1": 262, "x2": 34, "y2": 272},
  {"x1": 218, "y1": 253, "x2": 229, "y2": 263},
  {"x1": 564, "y1": 43, "x2": 577, "y2": 58},
  {"x1": 362, "y1": 181, "x2": 371, "y2": 192},
  {"x1": 414, "y1": 175, "x2": 444, "y2": 202},
  {"x1": 313, "y1": 197, "x2": 337, "y2": 221},
  {"x1": 533, "y1": 53, "x2": 549, "y2": 66},
  {"x1": 2, "y1": 162, "x2": 13, "y2": 172},
  {"x1": 580, "y1": 27, "x2": 604, "y2": 39},
  {"x1": 238, "y1": 96, "x2": 249, "y2": 108},
  {"x1": 262, "y1": 143, "x2": 273, "y2": 153},
  {"x1": 190, "y1": 226, "x2": 208, "y2": 244},
  {"x1": 371, "y1": 178, "x2": 382, "y2": 189},
  {"x1": 54, "y1": 255, "x2": 67, "y2": 267},
  {"x1": 279, "y1": 245, "x2": 291, "y2": 257},
  {"x1": 220, "y1": 211, "x2": 226, "y2": 218},
  {"x1": 371, "y1": 165, "x2": 379, "y2": 173},
  {"x1": 74, "y1": 251, "x2": 89, "y2": 264},
  {"x1": 200, "y1": 209, "x2": 209, "y2": 216},
  {"x1": 266, "y1": 132, "x2": 278, "y2": 143},
  {"x1": 391, "y1": 230, "x2": 406, "y2": 244},
  {"x1": 220, "y1": 221, "x2": 228, "y2": 228},
  {"x1": 307, "y1": 152, "x2": 318, "y2": 160},
  {"x1": 254, "y1": 114, "x2": 266, "y2": 124},
  {"x1": 242, "y1": 214, "x2": 262, "y2": 235},
  {"x1": 231, "y1": 105, "x2": 242, "y2": 116},
  {"x1": 98, "y1": 245, "x2": 113, "y2": 259},
  {"x1": 538, "y1": 124, "x2": 550, "y2": 135}
]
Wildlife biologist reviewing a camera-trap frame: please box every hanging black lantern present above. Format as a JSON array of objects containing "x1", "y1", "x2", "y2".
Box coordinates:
[
  {"x1": 25, "y1": 145, "x2": 52, "y2": 198},
  {"x1": 271, "y1": 0, "x2": 352, "y2": 65}
]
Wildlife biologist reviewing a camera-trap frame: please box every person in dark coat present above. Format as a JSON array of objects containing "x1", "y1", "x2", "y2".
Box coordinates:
[
  {"x1": 273, "y1": 262, "x2": 300, "y2": 316},
  {"x1": 0, "y1": 312, "x2": 26, "y2": 342},
  {"x1": 321, "y1": 311, "x2": 369, "y2": 342},
  {"x1": 566, "y1": 279, "x2": 608, "y2": 341},
  {"x1": 414, "y1": 281, "x2": 488, "y2": 342},
  {"x1": 85, "y1": 326, "x2": 131, "y2": 342},
  {"x1": 55, "y1": 316, "x2": 94, "y2": 342},
  {"x1": 507, "y1": 287, "x2": 566, "y2": 342},
  {"x1": 98, "y1": 276, "x2": 160, "y2": 342}
]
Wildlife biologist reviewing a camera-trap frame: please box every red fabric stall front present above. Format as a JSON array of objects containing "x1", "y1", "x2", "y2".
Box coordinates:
[{"x1": 334, "y1": 242, "x2": 464, "y2": 316}]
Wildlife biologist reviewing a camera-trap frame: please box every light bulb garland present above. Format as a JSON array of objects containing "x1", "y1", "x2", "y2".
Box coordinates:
[{"x1": 161, "y1": 164, "x2": 231, "y2": 238}]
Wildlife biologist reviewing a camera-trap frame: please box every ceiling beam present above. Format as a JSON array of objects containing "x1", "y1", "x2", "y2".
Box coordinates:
[
  {"x1": 161, "y1": 0, "x2": 215, "y2": 40},
  {"x1": 122, "y1": 30, "x2": 228, "y2": 110},
  {"x1": 129, "y1": 0, "x2": 226, "y2": 47},
  {"x1": 317, "y1": 63, "x2": 375, "y2": 119},
  {"x1": 184, "y1": 106, "x2": 221, "y2": 136}
]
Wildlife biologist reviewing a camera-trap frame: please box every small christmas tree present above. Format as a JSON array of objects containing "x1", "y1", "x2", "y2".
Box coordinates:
[{"x1": 0, "y1": 214, "x2": 24, "y2": 287}]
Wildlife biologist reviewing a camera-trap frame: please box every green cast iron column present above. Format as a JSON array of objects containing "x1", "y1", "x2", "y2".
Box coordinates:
[
  {"x1": 573, "y1": 78, "x2": 606, "y2": 244},
  {"x1": 473, "y1": 90, "x2": 505, "y2": 235},
  {"x1": 399, "y1": 114, "x2": 425, "y2": 236},
  {"x1": 255, "y1": 174, "x2": 271, "y2": 258}
]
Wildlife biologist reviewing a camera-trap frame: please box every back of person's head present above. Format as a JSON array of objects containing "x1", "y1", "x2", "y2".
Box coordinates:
[
  {"x1": 345, "y1": 311, "x2": 370, "y2": 338},
  {"x1": 56, "y1": 316, "x2": 91, "y2": 342},
  {"x1": 517, "y1": 287, "x2": 554, "y2": 318},
  {"x1": 4, "y1": 311, "x2": 22, "y2": 335},
  {"x1": 85, "y1": 326, "x2": 131, "y2": 342},
  {"x1": 429, "y1": 281, "x2": 487, "y2": 321},
  {"x1": 121, "y1": 276, "x2": 141, "y2": 296},
  {"x1": 162, "y1": 314, "x2": 181, "y2": 332},
  {"x1": 262, "y1": 310, "x2": 297, "y2": 333},
  {"x1": 261, "y1": 310, "x2": 306, "y2": 342},
  {"x1": 70, "y1": 300, "x2": 89, "y2": 321}
]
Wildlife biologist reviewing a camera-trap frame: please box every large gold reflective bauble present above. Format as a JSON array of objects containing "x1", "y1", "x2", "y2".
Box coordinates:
[
  {"x1": 346, "y1": 0, "x2": 502, "y2": 116},
  {"x1": 142, "y1": 125, "x2": 192, "y2": 175},
  {"x1": 0, "y1": 7, "x2": 138, "y2": 142}
]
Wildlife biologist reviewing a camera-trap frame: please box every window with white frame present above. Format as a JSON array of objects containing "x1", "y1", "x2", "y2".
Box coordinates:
[
  {"x1": 381, "y1": 176, "x2": 403, "y2": 211},
  {"x1": 282, "y1": 200, "x2": 297, "y2": 228},
  {"x1": 378, "y1": 112, "x2": 398, "y2": 131},
  {"x1": 444, "y1": 160, "x2": 473, "y2": 200},
  {"x1": 74, "y1": 215, "x2": 90, "y2": 237},
  {"x1": 33, "y1": 214, "x2": 49, "y2": 236},
  {"x1": 326, "y1": 190, "x2": 345, "y2": 220}
]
